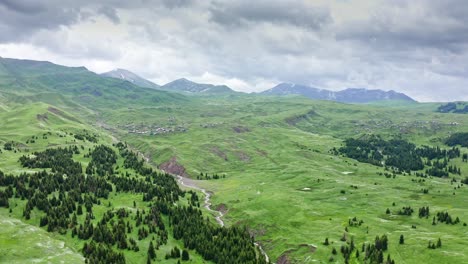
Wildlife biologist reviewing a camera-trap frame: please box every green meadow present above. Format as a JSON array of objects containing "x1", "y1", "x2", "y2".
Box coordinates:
[
  {"x1": 1, "y1": 58, "x2": 468, "y2": 263},
  {"x1": 108, "y1": 97, "x2": 468, "y2": 263}
]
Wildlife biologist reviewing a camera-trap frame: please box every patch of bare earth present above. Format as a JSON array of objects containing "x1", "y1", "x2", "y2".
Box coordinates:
[
  {"x1": 159, "y1": 156, "x2": 189, "y2": 177},
  {"x1": 47, "y1": 107, "x2": 62, "y2": 115},
  {"x1": 232, "y1": 126, "x2": 251, "y2": 133},
  {"x1": 36, "y1": 113, "x2": 48, "y2": 122},
  {"x1": 211, "y1": 146, "x2": 228, "y2": 161},
  {"x1": 277, "y1": 254, "x2": 291, "y2": 264},
  {"x1": 285, "y1": 109, "x2": 318, "y2": 125},
  {"x1": 48, "y1": 107, "x2": 81, "y2": 123},
  {"x1": 249, "y1": 227, "x2": 267, "y2": 238},
  {"x1": 216, "y1": 203, "x2": 228, "y2": 214}
]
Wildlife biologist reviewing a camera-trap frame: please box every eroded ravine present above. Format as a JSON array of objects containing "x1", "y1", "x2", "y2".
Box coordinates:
[
  {"x1": 176, "y1": 175, "x2": 270, "y2": 263},
  {"x1": 176, "y1": 175, "x2": 225, "y2": 226},
  {"x1": 95, "y1": 125, "x2": 271, "y2": 263}
]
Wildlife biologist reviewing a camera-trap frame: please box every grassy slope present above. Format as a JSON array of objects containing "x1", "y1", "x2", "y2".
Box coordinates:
[
  {"x1": 0, "y1": 57, "x2": 187, "y2": 120},
  {"x1": 105, "y1": 96, "x2": 468, "y2": 263},
  {"x1": 1, "y1": 59, "x2": 468, "y2": 263},
  {"x1": 0, "y1": 103, "x2": 93, "y2": 263},
  {"x1": 0, "y1": 103, "x2": 210, "y2": 264}
]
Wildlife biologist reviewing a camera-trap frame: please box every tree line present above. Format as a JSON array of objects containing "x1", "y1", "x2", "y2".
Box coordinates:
[
  {"x1": 0, "y1": 141, "x2": 267, "y2": 264},
  {"x1": 333, "y1": 135, "x2": 463, "y2": 177}
]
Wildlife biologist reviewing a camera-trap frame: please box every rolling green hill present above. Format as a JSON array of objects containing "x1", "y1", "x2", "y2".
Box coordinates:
[
  {"x1": 0, "y1": 57, "x2": 187, "y2": 113},
  {"x1": 0, "y1": 102, "x2": 266, "y2": 264},
  {"x1": 105, "y1": 97, "x2": 468, "y2": 263}
]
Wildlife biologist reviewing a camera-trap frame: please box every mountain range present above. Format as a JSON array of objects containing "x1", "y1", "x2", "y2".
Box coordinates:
[
  {"x1": 101, "y1": 68, "x2": 416, "y2": 103},
  {"x1": 261, "y1": 83, "x2": 416, "y2": 103},
  {"x1": 1, "y1": 57, "x2": 416, "y2": 103},
  {"x1": 102, "y1": 69, "x2": 236, "y2": 95}
]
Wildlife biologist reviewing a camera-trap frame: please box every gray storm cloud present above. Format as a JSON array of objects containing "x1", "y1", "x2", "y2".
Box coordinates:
[{"x1": 0, "y1": 0, "x2": 467, "y2": 101}]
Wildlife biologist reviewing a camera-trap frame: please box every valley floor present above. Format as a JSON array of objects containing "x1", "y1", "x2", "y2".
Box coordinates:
[{"x1": 1, "y1": 97, "x2": 468, "y2": 263}]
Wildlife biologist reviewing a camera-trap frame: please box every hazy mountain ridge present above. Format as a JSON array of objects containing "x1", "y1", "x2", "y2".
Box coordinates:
[
  {"x1": 1, "y1": 57, "x2": 415, "y2": 103},
  {"x1": 100, "y1": 68, "x2": 236, "y2": 95},
  {"x1": 96, "y1": 66, "x2": 415, "y2": 102},
  {"x1": 261, "y1": 83, "x2": 416, "y2": 103}
]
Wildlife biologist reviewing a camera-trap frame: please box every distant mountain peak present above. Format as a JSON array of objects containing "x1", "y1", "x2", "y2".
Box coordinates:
[
  {"x1": 101, "y1": 68, "x2": 160, "y2": 89},
  {"x1": 261, "y1": 83, "x2": 416, "y2": 103},
  {"x1": 161, "y1": 78, "x2": 235, "y2": 94},
  {"x1": 169, "y1": 78, "x2": 196, "y2": 85}
]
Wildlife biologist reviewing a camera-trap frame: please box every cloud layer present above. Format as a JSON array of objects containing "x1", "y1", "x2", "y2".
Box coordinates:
[{"x1": 0, "y1": 0, "x2": 467, "y2": 101}]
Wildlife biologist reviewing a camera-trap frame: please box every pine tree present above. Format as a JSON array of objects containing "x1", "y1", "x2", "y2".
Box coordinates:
[
  {"x1": 399, "y1": 234, "x2": 404, "y2": 245},
  {"x1": 148, "y1": 241, "x2": 156, "y2": 260},
  {"x1": 377, "y1": 250, "x2": 384, "y2": 263},
  {"x1": 182, "y1": 249, "x2": 189, "y2": 261}
]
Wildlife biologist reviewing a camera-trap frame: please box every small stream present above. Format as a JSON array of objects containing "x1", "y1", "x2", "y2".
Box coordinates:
[
  {"x1": 176, "y1": 175, "x2": 270, "y2": 263},
  {"x1": 176, "y1": 175, "x2": 224, "y2": 227},
  {"x1": 107, "y1": 137, "x2": 271, "y2": 263}
]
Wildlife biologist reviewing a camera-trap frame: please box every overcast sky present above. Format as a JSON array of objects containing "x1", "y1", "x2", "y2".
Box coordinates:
[{"x1": 0, "y1": 0, "x2": 467, "y2": 101}]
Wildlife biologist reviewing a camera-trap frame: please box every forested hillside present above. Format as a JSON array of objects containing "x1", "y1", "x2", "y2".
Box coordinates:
[{"x1": 0, "y1": 109, "x2": 267, "y2": 263}]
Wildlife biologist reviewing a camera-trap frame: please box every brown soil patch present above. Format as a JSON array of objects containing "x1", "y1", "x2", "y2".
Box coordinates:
[
  {"x1": 36, "y1": 113, "x2": 48, "y2": 122},
  {"x1": 48, "y1": 107, "x2": 81, "y2": 123},
  {"x1": 47, "y1": 107, "x2": 61, "y2": 115},
  {"x1": 249, "y1": 227, "x2": 267, "y2": 238},
  {"x1": 285, "y1": 109, "x2": 318, "y2": 126},
  {"x1": 159, "y1": 156, "x2": 189, "y2": 177},
  {"x1": 216, "y1": 203, "x2": 228, "y2": 214},
  {"x1": 277, "y1": 254, "x2": 291, "y2": 264},
  {"x1": 211, "y1": 146, "x2": 228, "y2": 161},
  {"x1": 232, "y1": 126, "x2": 251, "y2": 133}
]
